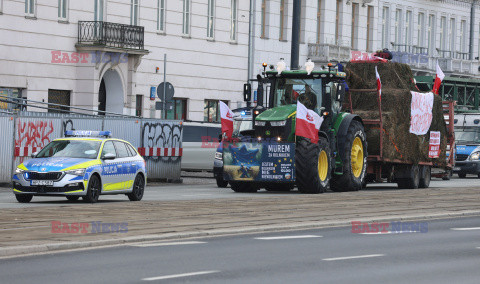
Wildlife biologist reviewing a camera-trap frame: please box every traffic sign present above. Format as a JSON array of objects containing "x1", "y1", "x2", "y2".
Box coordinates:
[{"x1": 157, "y1": 82, "x2": 175, "y2": 102}]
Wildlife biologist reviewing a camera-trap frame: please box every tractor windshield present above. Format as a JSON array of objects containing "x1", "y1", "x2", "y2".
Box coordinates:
[{"x1": 274, "y1": 78, "x2": 323, "y2": 112}]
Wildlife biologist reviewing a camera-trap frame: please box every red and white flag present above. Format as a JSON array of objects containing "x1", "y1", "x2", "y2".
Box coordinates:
[
  {"x1": 219, "y1": 101, "x2": 234, "y2": 139},
  {"x1": 375, "y1": 66, "x2": 382, "y2": 100},
  {"x1": 432, "y1": 62, "x2": 445, "y2": 95},
  {"x1": 295, "y1": 101, "x2": 323, "y2": 144}
]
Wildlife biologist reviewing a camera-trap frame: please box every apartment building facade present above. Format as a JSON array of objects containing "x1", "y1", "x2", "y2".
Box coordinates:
[{"x1": 1, "y1": 0, "x2": 479, "y2": 121}]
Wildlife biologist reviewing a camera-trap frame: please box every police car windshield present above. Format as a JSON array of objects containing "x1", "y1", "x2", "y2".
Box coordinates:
[
  {"x1": 36, "y1": 140, "x2": 101, "y2": 159},
  {"x1": 455, "y1": 128, "x2": 480, "y2": 144}
]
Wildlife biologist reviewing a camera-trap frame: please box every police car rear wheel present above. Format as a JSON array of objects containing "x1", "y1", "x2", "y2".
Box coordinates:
[
  {"x1": 83, "y1": 175, "x2": 100, "y2": 203},
  {"x1": 15, "y1": 194, "x2": 33, "y2": 203},
  {"x1": 128, "y1": 174, "x2": 145, "y2": 201},
  {"x1": 66, "y1": 196, "x2": 79, "y2": 201}
]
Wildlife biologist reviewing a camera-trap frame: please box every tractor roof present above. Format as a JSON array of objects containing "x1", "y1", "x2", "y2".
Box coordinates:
[{"x1": 265, "y1": 69, "x2": 346, "y2": 78}]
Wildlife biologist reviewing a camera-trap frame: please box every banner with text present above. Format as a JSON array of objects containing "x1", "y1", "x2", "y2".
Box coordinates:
[
  {"x1": 409, "y1": 91, "x2": 434, "y2": 135},
  {"x1": 428, "y1": 131, "x2": 441, "y2": 158}
]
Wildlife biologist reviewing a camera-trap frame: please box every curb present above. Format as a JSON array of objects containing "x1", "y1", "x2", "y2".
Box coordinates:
[{"x1": 2, "y1": 210, "x2": 480, "y2": 259}]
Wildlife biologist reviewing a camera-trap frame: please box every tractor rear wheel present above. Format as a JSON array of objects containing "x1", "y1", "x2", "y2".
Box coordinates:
[
  {"x1": 230, "y1": 182, "x2": 258, "y2": 193},
  {"x1": 295, "y1": 137, "x2": 331, "y2": 194},
  {"x1": 331, "y1": 121, "x2": 367, "y2": 192}
]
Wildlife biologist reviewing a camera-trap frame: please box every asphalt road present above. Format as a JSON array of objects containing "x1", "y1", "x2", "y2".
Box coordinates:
[
  {"x1": 1, "y1": 216, "x2": 479, "y2": 284},
  {"x1": 0, "y1": 176, "x2": 478, "y2": 209}
]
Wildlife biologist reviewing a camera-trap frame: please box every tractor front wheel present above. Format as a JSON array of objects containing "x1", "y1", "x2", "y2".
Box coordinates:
[
  {"x1": 295, "y1": 137, "x2": 331, "y2": 194},
  {"x1": 331, "y1": 121, "x2": 367, "y2": 192}
]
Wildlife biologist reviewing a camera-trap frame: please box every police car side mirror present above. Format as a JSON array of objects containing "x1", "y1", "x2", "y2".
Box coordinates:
[
  {"x1": 102, "y1": 153, "x2": 116, "y2": 160},
  {"x1": 31, "y1": 152, "x2": 38, "y2": 158}
]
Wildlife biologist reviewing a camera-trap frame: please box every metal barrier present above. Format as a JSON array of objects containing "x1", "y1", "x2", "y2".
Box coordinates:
[{"x1": 0, "y1": 112, "x2": 182, "y2": 183}]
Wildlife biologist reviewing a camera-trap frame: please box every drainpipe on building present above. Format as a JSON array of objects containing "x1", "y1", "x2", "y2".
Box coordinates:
[
  {"x1": 247, "y1": 0, "x2": 256, "y2": 81},
  {"x1": 469, "y1": 0, "x2": 477, "y2": 60},
  {"x1": 291, "y1": 0, "x2": 301, "y2": 70}
]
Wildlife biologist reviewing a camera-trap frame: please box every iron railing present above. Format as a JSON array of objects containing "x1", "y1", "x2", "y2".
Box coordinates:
[{"x1": 78, "y1": 21, "x2": 145, "y2": 50}]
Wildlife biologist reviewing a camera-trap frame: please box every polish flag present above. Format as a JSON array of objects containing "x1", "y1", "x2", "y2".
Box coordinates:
[
  {"x1": 432, "y1": 62, "x2": 445, "y2": 95},
  {"x1": 219, "y1": 101, "x2": 234, "y2": 140},
  {"x1": 375, "y1": 66, "x2": 382, "y2": 100},
  {"x1": 295, "y1": 101, "x2": 323, "y2": 144}
]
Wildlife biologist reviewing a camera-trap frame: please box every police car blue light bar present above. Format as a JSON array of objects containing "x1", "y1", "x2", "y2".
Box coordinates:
[{"x1": 65, "y1": 130, "x2": 112, "y2": 138}]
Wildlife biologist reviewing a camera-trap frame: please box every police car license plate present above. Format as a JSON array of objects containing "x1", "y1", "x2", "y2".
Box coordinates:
[{"x1": 31, "y1": 180, "x2": 54, "y2": 186}]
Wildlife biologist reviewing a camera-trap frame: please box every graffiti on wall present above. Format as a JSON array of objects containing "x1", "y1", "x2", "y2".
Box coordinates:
[
  {"x1": 141, "y1": 122, "x2": 182, "y2": 162},
  {"x1": 15, "y1": 120, "x2": 55, "y2": 149}
]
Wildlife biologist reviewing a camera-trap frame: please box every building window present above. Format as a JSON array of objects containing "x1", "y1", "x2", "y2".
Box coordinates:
[
  {"x1": 207, "y1": 0, "x2": 215, "y2": 39},
  {"x1": 366, "y1": 5, "x2": 374, "y2": 52},
  {"x1": 167, "y1": 99, "x2": 187, "y2": 120},
  {"x1": 394, "y1": 9, "x2": 402, "y2": 45},
  {"x1": 417, "y1": 13, "x2": 425, "y2": 48},
  {"x1": 381, "y1": 6, "x2": 390, "y2": 49},
  {"x1": 449, "y1": 18, "x2": 455, "y2": 53},
  {"x1": 440, "y1": 16, "x2": 446, "y2": 50},
  {"x1": 405, "y1": 10, "x2": 412, "y2": 48},
  {"x1": 0, "y1": 88, "x2": 23, "y2": 111},
  {"x1": 58, "y1": 0, "x2": 68, "y2": 20},
  {"x1": 131, "y1": 0, "x2": 139, "y2": 26},
  {"x1": 428, "y1": 14, "x2": 435, "y2": 54},
  {"x1": 204, "y1": 100, "x2": 227, "y2": 123},
  {"x1": 135, "y1": 95, "x2": 143, "y2": 117},
  {"x1": 316, "y1": 0, "x2": 322, "y2": 44},
  {"x1": 25, "y1": 0, "x2": 35, "y2": 17},
  {"x1": 183, "y1": 0, "x2": 191, "y2": 35},
  {"x1": 157, "y1": 0, "x2": 165, "y2": 32},
  {"x1": 230, "y1": 0, "x2": 237, "y2": 41},
  {"x1": 261, "y1": 0, "x2": 269, "y2": 39},
  {"x1": 48, "y1": 89, "x2": 70, "y2": 114},
  {"x1": 460, "y1": 20, "x2": 467, "y2": 53},
  {"x1": 351, "y1": 3, "x2": 359, "y2": 49},
  {"x1": 94, "y1": 0, "x2": 104, "y2": 21},
  {"x1": 335, "y1": 0, "x2": 342, "y2": 44},
  {"x1": 280, "y1": 0, "x2": 288, "y2": 41}
]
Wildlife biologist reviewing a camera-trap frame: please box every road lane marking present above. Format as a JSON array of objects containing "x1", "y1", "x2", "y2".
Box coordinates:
[
  {"x1": 0, "y1": 225, "x2": 50, "y2": 231},
  {"x1": 322, "y1": 254, "x2": 385, "y2": 261},
  {"x1": 255, "y1": 235, "x2": 322, "y2": 240},
  {"x1": 130, "y1": 241, "x2": 206, "y2": 247},
  {"x1": 142, "y1": 270, "x2": 220, "y2": 281},
  {"x1": 450, "y1": 227, "x2": 480, "y2": 231}
]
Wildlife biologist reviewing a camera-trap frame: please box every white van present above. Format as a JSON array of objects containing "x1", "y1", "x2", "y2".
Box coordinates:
[{"x1": 181, "y1": 122, "x2": 221, "y2": 171}]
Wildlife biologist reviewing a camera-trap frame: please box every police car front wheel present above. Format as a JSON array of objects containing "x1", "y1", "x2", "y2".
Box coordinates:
[
  {"x1": 83, "y1": 175, "x2": 101, "y2": 203},
  {"x1": 16, "y1": 194, "x2": 33, "y2": 203}
]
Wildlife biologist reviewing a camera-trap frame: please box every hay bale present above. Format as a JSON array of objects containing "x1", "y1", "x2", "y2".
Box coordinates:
[{"x1": 346, "y1": 62, "x2": 448, "y2": 167}]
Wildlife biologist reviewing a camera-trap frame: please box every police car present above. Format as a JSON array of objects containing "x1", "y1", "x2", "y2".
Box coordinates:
[{"x1": 12, "y1": 131, "x2": 146, "y2": 203}]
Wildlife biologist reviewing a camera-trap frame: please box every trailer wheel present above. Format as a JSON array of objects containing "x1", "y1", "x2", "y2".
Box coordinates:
[
  {"x1": 419, "y1": 166, "x2": 431, "y2": 188},
  {"x1": 295, "y1": 137, "x2": 331, "y2": 194},
  {"x1": 397, "y1": 164, "x2": 420, "y2": 189},
  {"x1": 442, "y1": 170, "x2": 452, "y2": 180},
  {"x1": 331, "y1": 121, "x2": 367, "y2": 192},
  {"x1": 230, "y1": 182, "x2": 258, "y2": 193}
]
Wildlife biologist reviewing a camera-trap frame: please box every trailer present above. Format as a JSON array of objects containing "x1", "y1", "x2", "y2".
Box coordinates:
[{"x1": 346, "y1": 88, "x2": 455, "y2": 188}]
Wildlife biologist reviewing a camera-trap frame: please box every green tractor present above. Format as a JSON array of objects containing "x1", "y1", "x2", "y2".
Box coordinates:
[{"x1": 222, "y1": 65, "x2": 368, "y2": 193}]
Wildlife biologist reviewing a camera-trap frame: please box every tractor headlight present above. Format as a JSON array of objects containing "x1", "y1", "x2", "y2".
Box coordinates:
[
  {"x1": 15, "y1": 168, "x2": 25, "y2": 174},
  {"x1": 469, "y1": 151, "x2": 480, "y2": 161},
  {"x1": 65, "y1": 169, "x2": 86, "y2": 176},
  {"x1": 215, "y1": 151, "x2": 223, "y2": 160},
  {"x1": 255, "y1": 121, "x2": 266, "y2": 126},
  {"x1": 270, "y1": 120, "x2": 287, "y2": 127}
]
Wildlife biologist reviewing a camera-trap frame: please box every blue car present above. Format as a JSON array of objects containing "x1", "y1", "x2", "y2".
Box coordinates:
[
  {"x1": 12, "y1": 131, "x2": 146, "y2": 203},
  {"x1": 453, "y1": 114, "x2": 480, "y2": 178}
]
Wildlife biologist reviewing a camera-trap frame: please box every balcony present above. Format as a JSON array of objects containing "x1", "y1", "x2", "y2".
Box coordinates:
[
  {"x1": 77, "y1": 21, "x2": 148, "y2": 54},
  {"x1": 390, "y1": 43, "x2": 479, "y2": 77},
  {"x1": 308, "y1": 43, "x2": 351, "y2": 63}
]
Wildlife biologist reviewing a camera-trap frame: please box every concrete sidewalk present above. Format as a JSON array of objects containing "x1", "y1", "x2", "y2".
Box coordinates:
[{"x1": 1, "y1": 186, "x2": 479, "y2": 258}]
